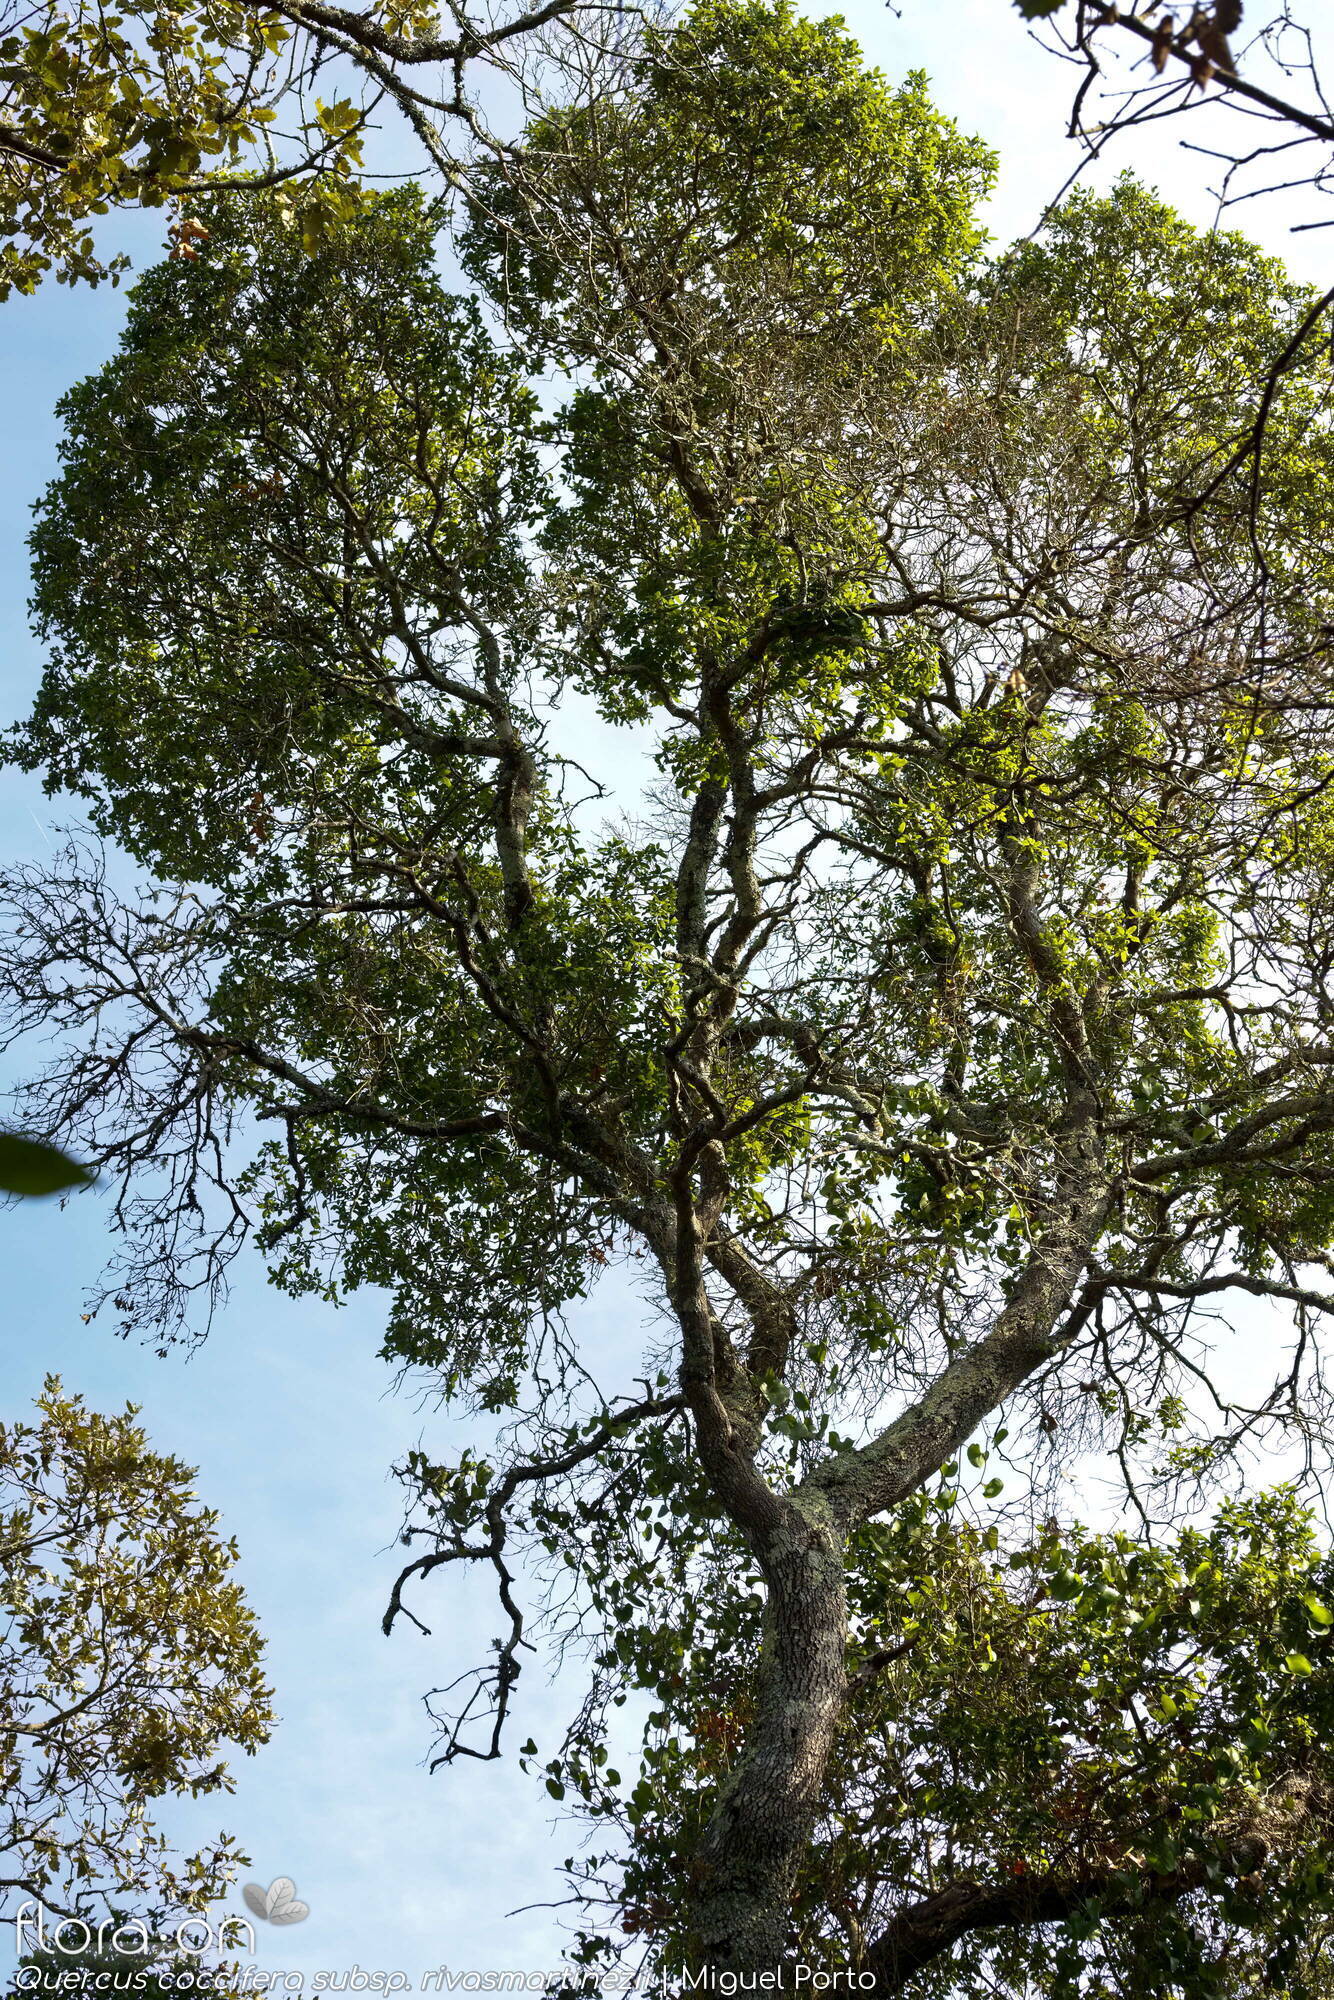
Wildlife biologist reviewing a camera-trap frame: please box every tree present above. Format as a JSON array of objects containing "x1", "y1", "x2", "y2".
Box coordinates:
[
  {"x1": 0, "y1": 0, "x2": 606, "y2": 298},
  {"x1": 592, "y1": 1482, "x2": 1334, "y2": 1996},
  {"x1": 0, "y1": 1378, "x2": 272, "y2": 1938},
  {"x1": 993, "y1": 3, "x2": 1334, "y2": 551},
  {"x1": 8, "y1": 1, "x2": 1334, "y2": 1988},
  {"x1": 1005, "y1": 4, "x2": 1334, "y2": 234}
]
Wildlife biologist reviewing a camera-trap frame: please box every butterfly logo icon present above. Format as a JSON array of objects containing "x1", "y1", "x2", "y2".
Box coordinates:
[{"x1": 242, "y1": 1877, "x2": 310, "y2": 1926}]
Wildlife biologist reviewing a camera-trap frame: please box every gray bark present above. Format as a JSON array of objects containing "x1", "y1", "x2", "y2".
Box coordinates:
[
  {"x1": 684, "y1": 1149, "x2": 1111, "y2": 1979},
  {"x1": 688, "y1": 1492, "x2": 848, "y2": 1975}
]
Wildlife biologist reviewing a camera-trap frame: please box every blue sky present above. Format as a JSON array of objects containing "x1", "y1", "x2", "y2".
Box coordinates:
[{"x1": 1, "y1": 0, "x2": 1330, "y2": 1983}]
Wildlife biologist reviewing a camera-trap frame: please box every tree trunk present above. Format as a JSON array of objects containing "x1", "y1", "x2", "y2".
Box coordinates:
[{"x1": 687, "y1": 1492, "x2": 848, "y2": 1976}]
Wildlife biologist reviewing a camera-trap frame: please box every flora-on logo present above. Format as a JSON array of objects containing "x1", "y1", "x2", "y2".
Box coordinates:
[
  {"x1": 13, "y1": 1902, "x2": 253, "y2": 1957},
  {"x1": 242, "y1": 1878, "x2": 310, "y2": 1926}
]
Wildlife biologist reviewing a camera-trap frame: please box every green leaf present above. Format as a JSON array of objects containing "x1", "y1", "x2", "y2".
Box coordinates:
[
  {"x1": 1284, "y1": 1652, "x2": 1315, "y2": 1677},
  {"x1": 0, "y1": 1133, "x2": 92, "y2": 1197},
  {"x1": 1014, "y1": 0, "x2": 1066, "y2": 14}
]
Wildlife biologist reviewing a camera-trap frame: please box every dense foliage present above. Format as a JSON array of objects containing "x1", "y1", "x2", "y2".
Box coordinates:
[
  {"x1": 9, "y1": 3, "x2": 1334, "y2": 1989},
  {"x1": 577, "y1": 1477, "x2": 1334, "y2": 1995},
  {"x1": 0, "y1": 0, "x2": 587, "y2": 299},
  {"x1": 0, "y1": 1379, "x2": 272, "y2": 1932},
  {"x1": 1, "y1": 0, "x2": 373, "y2": 297}
]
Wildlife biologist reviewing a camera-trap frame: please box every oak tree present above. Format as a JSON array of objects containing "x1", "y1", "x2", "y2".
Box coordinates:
[
  {"x1": 0, "y1": 0, "x2": 606, "y2": 297},
  {"x1": 0, "y1": 1379, "x2": 272, "y2": 1936},
  {"x1": 9, "y1": 4, "x2": 1334, "y2": 1989}
]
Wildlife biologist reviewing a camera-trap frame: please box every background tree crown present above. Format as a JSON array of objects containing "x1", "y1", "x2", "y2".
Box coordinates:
[{"x1": 0, "y1": 1378, "x2": 272, "y2": 1931}]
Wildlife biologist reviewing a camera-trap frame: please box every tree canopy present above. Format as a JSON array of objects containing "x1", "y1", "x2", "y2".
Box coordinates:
[
  {"x1": 0, "y1": 0, "x2": 602, "y2": 298},
  {"x1": 9, "y1": 2, "x2": 1334, "y2": 1991},
  {"x1": 0, "y1": 1378, "x2": 272, "y2": 1934}
]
